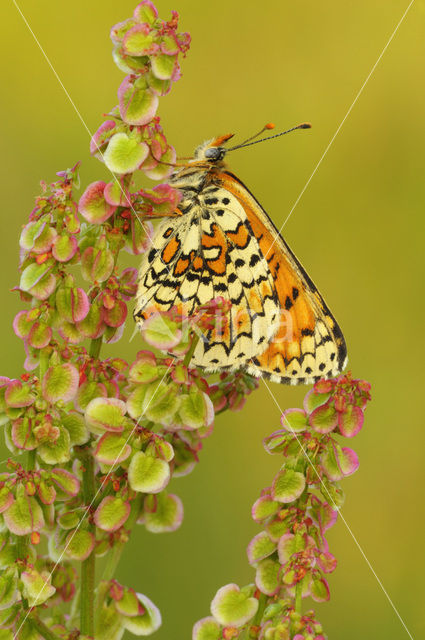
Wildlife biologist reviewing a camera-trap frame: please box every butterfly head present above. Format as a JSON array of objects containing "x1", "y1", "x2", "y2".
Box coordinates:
[
  {"x1": 192, "y1": 123, "x2": 311, "y2": 165},
  {"x1": 193, "y1": 134, "x2": 235, "y2": 163}
]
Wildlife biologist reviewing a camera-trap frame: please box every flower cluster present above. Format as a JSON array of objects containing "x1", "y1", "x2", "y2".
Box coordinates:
[
  {"x1": 79, "y1": 0, "x2": 191, "y2": 234},
  {"x1": 0, "y1": 2, "x2": 256, "y2": 630},
  {"x1": 0, "y1": 2, "x2": 239, "y2": 638},
  {"x1": 193, "y1": 375, "x2": 371, "y2": 640}
]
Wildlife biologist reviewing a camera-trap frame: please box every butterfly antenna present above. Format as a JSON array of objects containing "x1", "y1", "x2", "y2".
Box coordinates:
[
  {"x1": 227, "y1": 122, "x2": 311, "y2": 152},
  {"x1": 236, "y1": 122, "x2": 276, "y2": 147}
]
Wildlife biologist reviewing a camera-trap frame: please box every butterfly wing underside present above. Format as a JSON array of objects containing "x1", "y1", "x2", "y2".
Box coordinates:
[
  {"x1": 135, "y1": 158, "x2": 347, "y2": 385},
  {"x1": 135, "y1": 182, "x2": 283, "y2": 369},
  {"x1": 211, "y1": 171, "x2": 347, "y2": 383}
]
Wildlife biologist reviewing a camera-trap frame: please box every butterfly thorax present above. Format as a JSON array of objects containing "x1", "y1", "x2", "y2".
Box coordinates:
[{"x1": 169, "y1": 136, "x2": 230, "y2": 193}]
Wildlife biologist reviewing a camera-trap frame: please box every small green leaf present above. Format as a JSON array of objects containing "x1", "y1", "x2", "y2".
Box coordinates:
[
  {"x1": 280, "y1": 408, "x2": 308, "y2": 433},
  {"x1": 104, "y1": 133, "x2": 149, "y2": 174},
  {"x1": 272, "y1": 468, "x2": 306, "y2": 504},
  {"x1": 255, "y1": 558, "x2": 280, "y2": 596},
  {"x1": 143, "y1": 492, "x2": 183, "y2": 533},
  {"x1": 247, "y1": 531, "x2": 276, "y2": 565},
  {"x1": 37, "y1": 426, "x2": 71, "y2": 465},
  {"x1": 277, "y1": 532, "x2": 308, "y2": 565},
  {"x1": 123, "y1": 25, "x2": 157, "y2": 56},
  {"x1": 310, "y1": 575, "x2": 330, "y2": 602},
  {"x1": 141, "y1": 313, "x2": 181, "y2": 349},
  {"x1": 95, "y1": 602, "x2": 124, "y2": 640},
  {"x1": 95, "y1": 432, "x2": 132, "y2": 466},
  {"x1": 210, "y1": 583, "x2": 258, "y2": 628},
  {"x1": 178, "y1": 390, "x2": 213, "y2": 429},
  {"x1": 122, "y1": 592, "x2": 162, "y2": 635},
  {"x1": 57, "y1": 509, "x2": 81, "y2": 530},
  {"x1": 3, "y1": 495, "x2": 44, "y2": 536},
  {"x1": 303, "y1": 388, "x2": 331, "y2": 413},
  {"x1": 78, "y1": 181, "x2": 116, "y2": 224},
  {"x1": 251, "y1": 495, "x2": 280, "y2": 523},
  {"x1": 192, "y1": 617, "x2": 221, "y2": 640},
  {"x1": 128, "y1": 359, "x2": 159, "y2": 384},
  {"x1": 119, "y1": 77, "x2": 159, "y2": 125},
  {"x1": 151, "y1": 54, "x2": 177, "y2": 80},
  {"x1": 5, "y1": 381, "x2": 35, "y2": 408},
  {"x1": 21, "y1": 568, "x2": 55, "y2": 607},
  {"x1": 61, "y1": 411, "x2": 89, "y2": 445},
  {"x1": 320, "y1": 443, "x2": 359, "y2": 481},
  {"x1": 144, "y1": 385, "x2": 181, "y2": 426},
  {"x1": 0, "y1": 487, "x2": 14, "y2": 513},
  {"x1": 94, "y1": 496, "x2": 131, "y2": 532},
  {"x1": 309, "y1": 402, "x2": 338, "y2": 434},
  {"x1": 0, "y1": 568, "x2": 19, "y2": 610},
  {"x1": 50, "y1": 468, "x2": 80, "y2": 496},
  {"x1": 64, "y1": 529, "x2": 95, "y2": 561},
  {"x1": 85, "y1": 397, "x2": 127, "y2": 435},
  {"x1": 42, "y1": 363, "x2": 79, "y2": 404},
  {"x1": 19, "y1": 262, "x2": 52, "y2": 292},
  {"x1": 128, "y1": 450, "x2": 170, "y2": 494}
]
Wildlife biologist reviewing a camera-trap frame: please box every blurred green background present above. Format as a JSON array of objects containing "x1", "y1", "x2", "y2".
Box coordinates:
[{"x1": 1, "y1": 0, "x2": 424, "y2": 638}]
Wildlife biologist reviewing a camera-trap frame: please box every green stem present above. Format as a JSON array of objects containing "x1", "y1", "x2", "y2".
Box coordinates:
[
  {"x1": 17, "y1": 451, "x2": 37, "y2": 562},
  {"x1": 77, "y1": 337, "x2": 102, "y2": 636},
  {"x1": 29, "y1": 614, "x2": 62, "y2": 640},
  {"x1": 294, "y1": 578, "x2": 303, "y2": 616},
  {"x1": 89, "y1": 336, "x2": 102, "y2": 360},
  {"x1": 26, "y1": 449, "x2": 36, "y2": 471},
  {"x1": 249, "y1": 591, "x2": 268, "y2": 637},
  {"x1": 16, "y1": 535, "x2": 28, "y2": 563},
  {"x1": 80, "y1": 451, "x2": 96, "y2": 637},
  {"x1": 183, "y1": 333, "x2": 200, "y2": 367}
]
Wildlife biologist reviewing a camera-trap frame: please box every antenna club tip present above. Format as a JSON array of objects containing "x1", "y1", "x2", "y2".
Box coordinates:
[
  {"x1": 265, "y1": 122, "x2": 275, "y2": 130},
  {"x1": 299, "y1": 122, "x2": 312, "y2": 129}
]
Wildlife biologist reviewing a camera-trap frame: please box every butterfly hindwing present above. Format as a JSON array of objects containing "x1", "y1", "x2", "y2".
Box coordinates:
[
  {"x1": 210, "y1": 170, "x2": 347, "y2": 383},
  {"x1": 135, "y1": 136, "x2": 347, "y2": 384}
]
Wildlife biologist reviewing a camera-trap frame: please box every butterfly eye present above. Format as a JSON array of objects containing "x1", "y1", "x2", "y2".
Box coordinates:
[{"x1": 204, "y1": 147, "x2": 225, "y2": 161}]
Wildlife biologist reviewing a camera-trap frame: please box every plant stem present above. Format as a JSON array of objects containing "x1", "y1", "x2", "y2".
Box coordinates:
[
  {"x1": 89, "y1": 336, "x2": 102, "y2": 359},
  {"x1": 183, "y1": 333, "x2": 200, "y2": 367},
  {"x1": 249, "y1": 591, "x2": 268, "y2": 637},
  {"x1": 79, "y1": 336, "x2": 102, "y2": 636},
  {"x1": 17, "y1": 452, "x2": 37, "y2": 561},
  {"x1": 29, "y1": 614, "x2": 62, "y2": 640},
  {"x1": 80, "y1": 451, "x2": 96, "y2": 637},
  {"x1": 16, "y1": 535, "x2": 28, "y2": 563},
  {"x1": 26, "y1": 449, "x2": 36, "y2": 471},
  {"x1": 295, "y1": 578, "x2": 303, "y2": 616}
]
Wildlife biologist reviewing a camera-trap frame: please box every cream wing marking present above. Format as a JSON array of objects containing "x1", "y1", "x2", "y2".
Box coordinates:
[{"x1": 135, "y1": 191, "x2": 282, "y2": 369}]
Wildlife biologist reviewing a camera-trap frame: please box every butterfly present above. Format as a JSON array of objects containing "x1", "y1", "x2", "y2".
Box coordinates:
[{"x1": 134, "y1": 127, "x2": 347, "y2": 384}]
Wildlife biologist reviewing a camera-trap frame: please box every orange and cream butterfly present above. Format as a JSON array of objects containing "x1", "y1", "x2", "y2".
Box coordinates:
[{"x1": 134, "y1": 124, "x2": 347, "y2": 384}]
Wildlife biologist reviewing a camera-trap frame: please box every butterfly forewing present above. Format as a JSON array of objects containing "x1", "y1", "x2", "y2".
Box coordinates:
[
  {"x1": 135, "y1": 173, "x2": 282, "y2": 369},
  {"x1": 135, "y1": 137, "x2": 347, "y2": 384}
]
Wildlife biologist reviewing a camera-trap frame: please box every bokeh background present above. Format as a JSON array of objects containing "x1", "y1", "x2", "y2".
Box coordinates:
[{"x1": 1, "y1": 0, "x2": 424, "y2": 638}]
